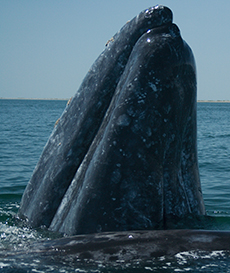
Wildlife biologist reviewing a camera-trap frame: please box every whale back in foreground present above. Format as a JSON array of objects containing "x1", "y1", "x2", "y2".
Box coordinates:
[
  {"x1": 18, "y1": 5, "x2": 205, "y2": 235},
  {"x1": 5, "y1": 229, "x2": 230, "y2": 267}
]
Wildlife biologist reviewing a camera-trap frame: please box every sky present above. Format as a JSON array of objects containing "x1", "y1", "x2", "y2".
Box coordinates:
[{"x1": 1, "y1": 1, "x2": 230, "y2": 100}]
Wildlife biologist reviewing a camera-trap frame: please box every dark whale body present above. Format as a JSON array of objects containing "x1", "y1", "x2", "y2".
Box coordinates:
[
  {"x1": 18, "y1": 5, "x2": 205, "y2": 236},
  {"x1": 49, "y1": 24, "x2": 205, "y2": 235},
  {"x1": 5, "y1": 230, "x2": 230, "y2": 266},
  {"x1": 35, "y1": 229, "x2": 230, "y2": 259}
]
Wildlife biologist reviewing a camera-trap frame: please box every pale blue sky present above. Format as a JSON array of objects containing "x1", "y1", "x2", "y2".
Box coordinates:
[{"x1": 1, "y1": 1, "x2": 230, "y2": 100}]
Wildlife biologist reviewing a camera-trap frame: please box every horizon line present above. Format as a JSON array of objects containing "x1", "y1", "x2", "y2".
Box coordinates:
[
  {"x1": 1, "y1": 97, "x2": 230, "y2": 103},
  {"x1": 0, "y1": 97, "x2": 69, "y2": 101}
]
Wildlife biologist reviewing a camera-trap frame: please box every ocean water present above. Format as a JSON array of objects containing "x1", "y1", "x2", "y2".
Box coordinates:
[{"x1": 0, "y1": 99, "x2": 230, "y2": 272}]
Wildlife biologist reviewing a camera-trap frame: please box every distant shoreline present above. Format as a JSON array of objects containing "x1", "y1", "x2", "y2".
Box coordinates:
[
  {"x1": 197, "y1": 100, "x2": 230, "y2": 103},
  {"x1": 1, "y1": 98, "x2": 230, "y2": 103},
  {"x1": 0, "y1": 97, "x2": 68, "y2": 101}
]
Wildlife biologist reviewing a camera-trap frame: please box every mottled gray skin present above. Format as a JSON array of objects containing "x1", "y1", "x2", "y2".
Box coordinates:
[
  {"x1": 8, "y1": 230, "x2": 230, "y2": 264},
  {"x1": 49, "y1": 23, "x2": 205, "y2": 235},
  {"x1": 18, "y1": 5, "x2": 205, "y2": 235},
  {"x1": 34, "y1": 230, "x2": 230, "y2": 259},
  {"x1": 18, "y1": 5, "x2": 173, "y2": 228}
]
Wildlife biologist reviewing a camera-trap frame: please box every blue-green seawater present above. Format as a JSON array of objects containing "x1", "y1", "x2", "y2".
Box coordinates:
[{"x1": 0, "y1": 99, "x2": 230, "y2": 272}]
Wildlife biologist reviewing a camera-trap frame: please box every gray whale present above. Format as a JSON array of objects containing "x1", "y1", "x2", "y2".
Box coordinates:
[
  {"x1": 18, "y1": 5, "x2": 205, "y2": 235},
  {"x1": 33, "y1": 229, "x2": 230, "y2": 258},
  {"x1": 4, "y1": 229, "x2": 230, "y2": 266}
]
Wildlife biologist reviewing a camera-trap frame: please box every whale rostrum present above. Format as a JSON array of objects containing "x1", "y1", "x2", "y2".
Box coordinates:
[{"x1": 18, "y1": 5, "x2": 205, "y2": 235}]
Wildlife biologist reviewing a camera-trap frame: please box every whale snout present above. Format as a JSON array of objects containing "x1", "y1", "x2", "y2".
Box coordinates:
[{"x1": 145, "y1": 5, "x2": 173, "y2": 26}]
